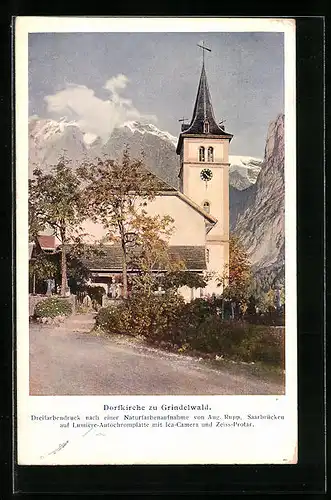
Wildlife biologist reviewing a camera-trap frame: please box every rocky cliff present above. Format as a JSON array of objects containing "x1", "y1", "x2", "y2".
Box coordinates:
[{"x1": 231, "y1": 114, "x2": 285, "y2": 283}]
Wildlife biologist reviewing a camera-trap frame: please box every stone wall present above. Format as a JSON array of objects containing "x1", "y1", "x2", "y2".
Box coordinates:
[{"x1": 29, "y1": 294, "x2": 76, "y2": 317}]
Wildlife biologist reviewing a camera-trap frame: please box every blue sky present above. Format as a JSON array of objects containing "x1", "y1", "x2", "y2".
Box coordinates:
[{"x1": 29, "y1": 32, "x2": 284, "y2": 157}]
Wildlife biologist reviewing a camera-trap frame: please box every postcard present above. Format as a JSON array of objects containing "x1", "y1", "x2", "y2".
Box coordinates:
[{"x1": 15, "y1": 17, "x2": 297, "y2": 465}]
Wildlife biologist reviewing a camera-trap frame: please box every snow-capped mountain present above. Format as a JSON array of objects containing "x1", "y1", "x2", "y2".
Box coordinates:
[
  {"x1": 28, "y1": 115, "x2": 283, "y2": 283},
  {"x1": 229, "y1": 155, "x2": 263, "y2": 190},
  {"x1": 28, "y1": 116, "x2": 262, "y2": 190},
  {"x1": 29, "y1": 117, "x2": 88, "y2": 174},
  {"x1": 28, "y1": 117, "x2": 180, "y2": 185},
  {"x1": 121, "y1": 121, "x2": 178, "y2": 147}
]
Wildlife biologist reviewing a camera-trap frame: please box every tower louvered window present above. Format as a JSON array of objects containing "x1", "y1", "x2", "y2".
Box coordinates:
[
  {"x1": 208, "y1": 146, "x2": 214, "y2": 162},
  {"x1": 199, "y1": 146, "x2": 205, "y2": 162}
]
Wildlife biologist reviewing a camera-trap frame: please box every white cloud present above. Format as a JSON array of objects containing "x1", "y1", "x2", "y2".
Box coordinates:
[
  {"x1": 44, "y1": 75, "x2": 157, "y2": 143},
  {"x1": 104, "y1": 74, "x2": 129, "y2": 93}
]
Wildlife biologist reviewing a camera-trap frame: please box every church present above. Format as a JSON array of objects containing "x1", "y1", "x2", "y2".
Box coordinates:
[{"x1": 82, "y1": 56, "x2": 233, "y2": 302}]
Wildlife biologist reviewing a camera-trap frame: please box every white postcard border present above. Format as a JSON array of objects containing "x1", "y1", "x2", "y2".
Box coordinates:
[{"x1": 15, "y1": 17, "x2": 297, "y2": 466}]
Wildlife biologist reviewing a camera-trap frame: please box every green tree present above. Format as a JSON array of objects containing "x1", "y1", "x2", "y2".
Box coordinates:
[
  {"x1": 218, "y1": 235, "x2": 252, "y2": 314},
  {"x1": 259, "y1": 287, "x2": 284, "y2": 312},
  {"x1": 29, "y1": 253, "x2": 58, "y2": 294},
  {"x1": 78, "y1": 150, "x2": 175, "y2": 298},
  {"x1": 159, "y1": 270, "x2": 208, "y2": 292},
  {"x1": 29, "y1": 156, "x2": 88, "y2": 296},
  {"x1": 128, "y1": 211, "x2": 185, "y2": 297}
]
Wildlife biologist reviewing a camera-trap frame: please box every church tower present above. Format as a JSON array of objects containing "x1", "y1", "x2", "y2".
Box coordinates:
[{"x1": 176, "y1": 57, "x2": 233, "y2": 288}]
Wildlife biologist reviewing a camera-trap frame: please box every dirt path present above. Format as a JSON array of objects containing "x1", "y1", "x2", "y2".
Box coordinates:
[{"x1": 29, "y1": 313, "x2": 284, "y2": 396}]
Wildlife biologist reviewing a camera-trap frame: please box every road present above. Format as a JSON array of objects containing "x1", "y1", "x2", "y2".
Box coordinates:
[{"x1": 29, "y1": 314, "x2": 284, "y2": 396}]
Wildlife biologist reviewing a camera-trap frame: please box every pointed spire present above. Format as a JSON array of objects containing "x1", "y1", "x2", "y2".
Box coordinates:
[
  {"x1": 183, "y1": 62, "x2": 227, "y2": 136},
  {"x1": 176, "y1": 59, "x2": 233, "y2": 154}
]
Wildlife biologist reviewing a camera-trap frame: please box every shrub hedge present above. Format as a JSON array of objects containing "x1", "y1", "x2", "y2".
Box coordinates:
[
  {"x1": 34, "y1": 297, "x2": 72, "y2": 318},
  {"x1": 95, "y1": 295, "x2": 284, "y2": 368},
  {"x1": 95, "y1": 293, "x2": 185, "y2": 338}
]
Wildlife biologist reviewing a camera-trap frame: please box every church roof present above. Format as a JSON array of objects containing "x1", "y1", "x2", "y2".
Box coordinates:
[
  {"x1": 176, "y1": 62, "x2": 233, "y2": 154},
  {"x1": 83, "y1": 245, "x2": 207, "y2": 272}
]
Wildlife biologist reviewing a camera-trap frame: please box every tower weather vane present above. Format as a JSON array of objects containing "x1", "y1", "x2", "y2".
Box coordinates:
[{"x1": 197, "y1": 41, "x2": 211, "y2": 65}]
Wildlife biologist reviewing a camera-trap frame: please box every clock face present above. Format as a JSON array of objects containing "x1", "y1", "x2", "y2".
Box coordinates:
[{"x1": 200, "y1": 168, "x2": 213, "y2": 182}]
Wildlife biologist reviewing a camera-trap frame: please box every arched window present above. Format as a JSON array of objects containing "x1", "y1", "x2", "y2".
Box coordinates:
[
  {"x1": 207, "y1": 146, "x2": 214, "y2": 162},
  {"x1": 199, "y1": 146, "x2": 205, "y2": 162},
  {"x1": 203, "y1": 200, "x2": 210, "y2": 213},
  {"x1": 203, "y1": 120, "x2": 209, "y2": 134}
]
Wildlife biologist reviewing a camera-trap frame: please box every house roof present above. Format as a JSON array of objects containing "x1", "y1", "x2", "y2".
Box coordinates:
[
  {"x1": 83, "y1": 245, "x2": 207, "y2": 272},
  {"x1": 176, "y1": 62, "x2": 233, "y2": 154},
  {"x1": 37, "y1": 235, "x2": 57, "y2": 250}
]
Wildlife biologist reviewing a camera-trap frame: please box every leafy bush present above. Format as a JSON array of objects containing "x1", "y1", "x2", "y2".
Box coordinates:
[
  {"x1": 95, "y1": 294, "x2": 284, "y2": 368},
  {"x1": 158, "y1": 271, "x2": 208, "y2": 291},
  {"x1": 95, "y1": 292, "x2": 184, "y2": 338},
  {"x1": 34, "y1": 297, "x2": 72, "y2": 318},
  {"x1": 245, "y1": 309, "x2": 285, "y2": 326},
  {"x1": 171, "y1": 317, "x2": 284, "y2": 367}
]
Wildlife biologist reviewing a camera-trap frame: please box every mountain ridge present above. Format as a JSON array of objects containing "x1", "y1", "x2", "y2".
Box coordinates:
[
  {"x1": 28, "y1": 116, "x2": 263, "y2": 190},
  {"x1": 28, "y1": 115, "x2": 284, "y2": 284}
]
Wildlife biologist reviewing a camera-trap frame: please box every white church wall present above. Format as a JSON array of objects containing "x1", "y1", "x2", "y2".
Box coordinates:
[
  {"x1": 145, "y1": 195, "x2": 206, "y2": 246},
  {"x1": 204, "y1": 242, "x2": 228, "y2": 297},
  {"x1": 81, "y1": 219, "x2": 108, "y2": 243},
  {"x1": 207, "y1": 242, "x2": 224, "y2": 275},
  {"x1": 207, "y1": 242, "x2": 224, "y2": 277},
  {"x1": 178, "y1": 286, "x2": 192, "y2": 303},
  {"x1": 81, "y1": 194, "x2": 207, "y2": 247},
  {"x1": 204, "y1": 278, "x2": 221, "y2": 297}
]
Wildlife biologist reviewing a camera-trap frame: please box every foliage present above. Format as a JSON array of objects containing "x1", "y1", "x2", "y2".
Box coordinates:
[
  {"x1": 245, "y1": 308, "x2": 285, "y2": 326},
  {"x1": 245, "y1": 295, "x2": 258, "y2": 316},
  {"x1": 158, "y1": 271, "x2": 208, "y2": 291},
  {"x1": 65, "y1": 253, "x2": 92, "y2": 293},
  {"x1": 261, "y1": 288, "x2": 277, "y2": 311},
  {"x1": 95, "y1": 293, "x2": 283, "y2": 367},
  {"x1": 168, "y1": 316, "x2": 283, "y2": 367},
  {"x1": 29, "y1": 248, "x2": 95, "y2": 295},
  {"x1": 77, "y1": 149, "x2": 177, "y2": 298},
  {"x1": 181, "y1": 297, "x2": 221, "y2": 322},
  {"x1": 29, "y1": 253, "x2": 58, "y2": 282},
  {"x1": 34, "y1": 297, "x2": 72, "y2": 318},
  {"x1": 128, "y1": 212, "x2": 184, "y2": 296},
  {"x1": 95, "y1": 292, "x2": 185, "y2": 338},
  {"x1": 219, "y1": 235, "x2": 251, "y2": 304},
  {"x1": 29, "y1": 155, "x2": 88, "y2": 295}
]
